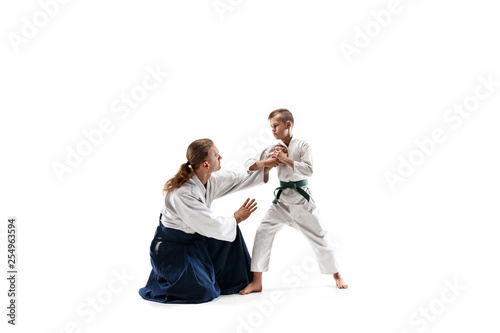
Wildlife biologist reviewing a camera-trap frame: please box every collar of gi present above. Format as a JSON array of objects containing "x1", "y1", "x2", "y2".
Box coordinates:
[
  {"x1": 280, "y1": 135, "x2": 295, "y2": 148},
  {"x1": 190, "y1": 173, "x2": 207, "y2": 198}
]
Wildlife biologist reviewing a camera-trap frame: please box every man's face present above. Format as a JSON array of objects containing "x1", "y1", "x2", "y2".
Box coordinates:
[
  {"x1": 206, "y1": 145, "x2": 222, "y2": 172},
  {"x1": 269, "y1": 116, "x2": 290, "y2": 140}
]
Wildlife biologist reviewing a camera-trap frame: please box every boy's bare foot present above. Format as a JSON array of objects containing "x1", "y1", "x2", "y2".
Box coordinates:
[
  {"x1": 334, "y1": 272, "x2": 348, "y2": 289},
  {"x1": 239, "y1": 272, "x2": 263, "y2": 295}
]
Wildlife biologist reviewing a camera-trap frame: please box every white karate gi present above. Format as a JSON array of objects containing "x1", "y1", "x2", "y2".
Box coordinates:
[
  {"x1": 250, "y1": 137, "x2": 339, "y2": 274},
  {"x1": 160, "y1": 166, "x2": 268, "y2": 242}
]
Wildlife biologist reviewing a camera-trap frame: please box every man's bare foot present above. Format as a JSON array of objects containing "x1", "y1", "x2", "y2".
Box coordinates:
[
  {"x1": 334, "y1": 272, "x2": 348, "y2": 289},
  {"x1": 239, "y1": 281, "x2": 263, "y2": 295},
  {"x1": 239, "y1": 272, "x2": 263, "y2": 295}
]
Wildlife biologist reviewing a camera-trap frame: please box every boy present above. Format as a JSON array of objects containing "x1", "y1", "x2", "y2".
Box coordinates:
[{"x1": 240, "y1": 109, "x2": 348, "y2": 294}]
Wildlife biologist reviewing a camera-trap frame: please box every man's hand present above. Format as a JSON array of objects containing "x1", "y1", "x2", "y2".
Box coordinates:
[
  {"x1": 249, "y1": 156, "x2": 280, "y2": 170},
  {"x1": 261, "y1": 156, "x2": 281, "y2": 168},
  {"x1": 234, "y1": 198, "x2": 258, "y2": 224}
]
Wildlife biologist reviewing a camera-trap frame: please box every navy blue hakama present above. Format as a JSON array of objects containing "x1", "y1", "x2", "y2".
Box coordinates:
[{"x1": 138, "y1": 216, "x2": 252, "y2": 304}]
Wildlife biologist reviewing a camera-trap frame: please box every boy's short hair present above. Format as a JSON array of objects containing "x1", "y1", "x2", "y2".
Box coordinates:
[{"x1": 268, "y1": 108, "x2": 294, "y2": 126}]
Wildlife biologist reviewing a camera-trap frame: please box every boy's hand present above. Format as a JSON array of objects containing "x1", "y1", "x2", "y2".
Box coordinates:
[
  {"x1": 272, "y1": 150, "x2": 288, "y2": 162},
  {"x1": 272, "y1": 151, "x2": 294, "y2": 169}
]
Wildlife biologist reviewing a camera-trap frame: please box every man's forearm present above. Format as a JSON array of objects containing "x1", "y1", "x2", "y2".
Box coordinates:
[{"x1": 249, "y1": 160, "x2": 264, "y2": 170}]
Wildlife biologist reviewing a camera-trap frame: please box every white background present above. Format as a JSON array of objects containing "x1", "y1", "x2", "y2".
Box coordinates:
[{"x1": 1, "y1": 0, "x2": 499, "y2": 332}]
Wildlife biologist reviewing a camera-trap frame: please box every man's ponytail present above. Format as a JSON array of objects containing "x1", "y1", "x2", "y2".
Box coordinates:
[{"x1": 163, "y1": 139, "x2": 214, "y2": 194}]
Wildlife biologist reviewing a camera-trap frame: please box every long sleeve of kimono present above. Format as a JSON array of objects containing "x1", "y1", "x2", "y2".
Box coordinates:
[
  {"x1": 292, "y1": 142, "x2": 313, "y2": 177},
  {"x1": 211, "y1": 149, "x2": 271, "y2": 200},
  {"x1": 172, "y1": 192, "x2": 237, "y2": 242},
  {"x1": 244, "y1": 147, "x2": 271, "y2": 170}
]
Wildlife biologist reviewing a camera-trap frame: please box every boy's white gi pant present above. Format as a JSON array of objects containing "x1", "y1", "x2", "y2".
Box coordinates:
[{"x1": 250, "y1": 189, "x2": 339, "y2": 274}]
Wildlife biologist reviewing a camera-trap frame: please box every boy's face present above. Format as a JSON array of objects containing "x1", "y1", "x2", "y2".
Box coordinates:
[{"x1": 269, "y1": 116, "x2": 291, "y2": 141}]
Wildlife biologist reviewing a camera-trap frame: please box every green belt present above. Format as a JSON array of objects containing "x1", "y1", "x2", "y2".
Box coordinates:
[{"x1": 273, "y1": 179, "x2": 310, "y2": 204}]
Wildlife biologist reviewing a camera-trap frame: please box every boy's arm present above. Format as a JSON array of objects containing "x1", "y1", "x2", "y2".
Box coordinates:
[{"x1": 274, "y1": 142, "x2": 313, "y2": 177}]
